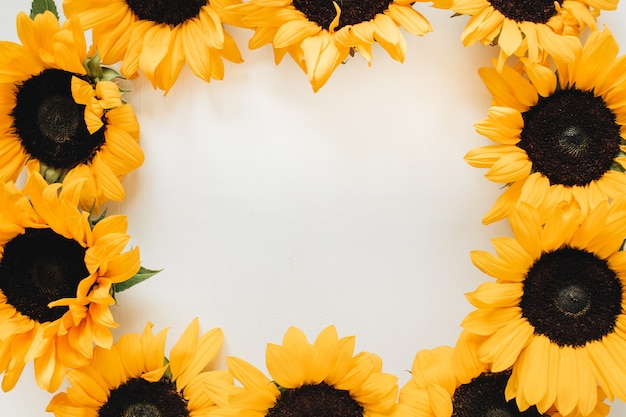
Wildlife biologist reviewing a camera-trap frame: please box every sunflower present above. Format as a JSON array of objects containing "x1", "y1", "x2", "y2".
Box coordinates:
[
  {"x1": 0, "y1": 11, "x2": 143, "y2": 212},
  {"x1": 213, "y1": 325, "x2": 398, "y2": 417},
  {"x1": 461, "y1": 198, "x2": 626, "y2": 416},
  {"x1": 432, "y1": 0, "x2": 612, "y2": 67},
  {"x1": 397, "y1": 335, "x2": 609, "y2": 417},
  {"x1": 62, "y1": 0, "x2": 244, "y2": 92},
  {"x1": 47, "y1": 318, "x2": 232, "y2": 417},
  {"x1": 227, "y1": 0, "x2": 432, "y2": 92},
  {"x1": 465, "y1": 28, "x2": 626, "y2": 224},
  {"x1": 0, "y1": 171, "x2": 140, "y2": 392}
]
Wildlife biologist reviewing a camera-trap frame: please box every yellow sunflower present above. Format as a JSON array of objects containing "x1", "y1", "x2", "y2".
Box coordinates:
[
  {"x1": 465, "y1": 28, "x2": 626, "y2": 224},
  {"x1": 227, "y1": 0, "x2": 432, "y2": 92},
  {"x1": 0, "y1": 171, "x2": 140, "y2": 392},
  {"x1": 62, "y1": 0, "x2": 244, "y2": 92},
  {"x1": 396, "y1": 339, "x2": 609, "y2": 417},
  {"x1": 432, "y1": 0, "x2": 612, "y2": 67},
  {"x1": 213, "y1": 325, "x2": 398, "y2": 417},
  {"x1": 0, "y1": 11, "x2": 143, "y2": 212},
  {"x1": 47, "y1": 318, "x2": 232, "y2": 417},
  {"x1": 462, "y1": 198, "x2": 626, "y2": 416}
]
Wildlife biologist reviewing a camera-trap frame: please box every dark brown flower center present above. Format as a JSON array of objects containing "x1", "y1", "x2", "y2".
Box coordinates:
[
  {"x1": 518, "y1": 87, "x2": 621, "y2": 187},
  {"x1": 0, "y1": 228, "x2": 88, "y2": 323},
  {"x1": 488, "y1": 0, "x2": 560, "y2": 23},
  {"x1": 292, "y1": 0, "x2": 392, "y2": 30},
  {"x1": 266, "y1": 382, "x2": 363, "y2": 417},
  {"x1": 12, "y1": 69, "x2": 106, "y2": 170},
  {"x1": 125, "y1": 0, "x2": 206, "y2": 25},
  {"x1": 99, "y1": 378, "x2": 189, "y2": 417},
  {"x1": 521, "y1": 247, "x2": 623, "y2": 347},
  {"x1": 452, "y1": 371, "x2": 545, "y2": 417}
]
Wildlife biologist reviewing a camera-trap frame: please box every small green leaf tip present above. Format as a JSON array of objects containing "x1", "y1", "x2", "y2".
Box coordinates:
[
  {"x1": 30, "y1": 0, "x2": 59, "y2": 19},
  {"x1": 88, "y1": 209, "x2": 108, "y2": 229},
  {"x1": 102, "y1": 67, "x2": 125, "y2": 82},
  {"x1": 113, "y1": 266, "x2": 163, "y2": 293},
  {"x1": 83, "y1": 53, "x2": 126, "y2": 89}
]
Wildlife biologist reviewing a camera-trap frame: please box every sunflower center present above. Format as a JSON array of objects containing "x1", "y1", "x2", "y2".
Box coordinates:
[
  {"x1": 292, "y1": 0, "x2": 392, "y2": 30},
  {"x1": 99, "y1": 378, "x2": 189, "y2": 417},
  {"x1": 123, "y1": 403, "x2": 162, "y2": 417},
  {"x1": 37, "y1": 95, "x2": 82, "y2": 144},
  {"x1": 556, "y1": 284, "x2": 590, "y2": 317},
  {"x1": 452, "y1": 370, "x2": 543, "y2": 417},
  {"x1": 266, "y1": 382, "x2": 363, "y2": 417},
  {"x1": 125, "y1": 0, "x2": 206, "y2": 25},
  {"x1": 488, "y1": 0, "x2": 560, "y2": 23},
  {"x1": 12, "y1": 69, "x2": 106, "y2": 170},
  {"x1": 486, "y1": 409, "x2": 513, "y2": 417},
  {"x1": 0, "y1": 228, "x2": 88, "y2": 323},
  {"x1": 558, "y1": 126, "x2": 591, "y2": 157},
  {"x1": 520, "y1": 247, "x2": 623, "y2": 347},
  {"x1": 519, "y1": 88, "x2": 621, "y2": 187}
]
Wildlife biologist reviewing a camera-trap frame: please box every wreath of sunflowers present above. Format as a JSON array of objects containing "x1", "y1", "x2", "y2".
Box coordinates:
[{"x1": 0, "y1": 0, "x2": 625, "y2": 416}]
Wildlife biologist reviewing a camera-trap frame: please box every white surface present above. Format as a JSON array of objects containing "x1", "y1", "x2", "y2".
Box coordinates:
[{"x1": 1, "y1": 0, "x2": 626, "y2": 415}]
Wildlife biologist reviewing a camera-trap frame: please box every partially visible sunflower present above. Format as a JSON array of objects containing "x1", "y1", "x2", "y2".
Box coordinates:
[
  {"x1": 432, "y1": 0, "x2": 612, "y2": 67},
  {"x1": 465, "y1": 28, "x2": 626, "y2": 224},
  {"x1": 0, "y1": 171, "x2": 140, "y2": 392},
  {"x1": 213, "y1": 325, "x2": 398, "y2": 417},
  {"x1": 227, "y1": 0, "x2": 432, "y2": 92},
  {"x1": 462, "y1": 199, "x2": 626, "y2": 416},
  {"x1": 62, "y1": 0, "x2": 244, "y2": 92},
  {"x1": 396, "y1": 340, "x2": 609, "y2": 417},
  {"x1": 0, "y1": 11, "x2": 143, "y2": 212},
  {"x1": 47, "y1": 319, "x2": 232, "y2": 417}
]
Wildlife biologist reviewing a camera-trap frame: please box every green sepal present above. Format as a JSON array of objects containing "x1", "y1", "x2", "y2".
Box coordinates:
[
  {"x1": 102, "y1": 67, "x2": 124, "y2": 82},
  {"x1": 30, "y1": 0, "x2": 59, "y2": 19},
  {"x1": 611, "y1": 149, "x2": 626, "y2": 174},
  {"x1": 84, "y1": 53, "x2": 105, "y2": 81},
  {"x1": 83, "y1": 52, "x2": 126, "y2": 84},
  {"x1": 113, "y1": 266, "x2": 162, "y2": 293},
  {"x1": 162, "y1": 357, "x2": 173, "y2": 382},
  {"x1": 88, "y1": 208, "x2": 108, "y2": 229},
  {"x1": 275, "y1": 383, "x2": 288, "y2": 395},
  {"x1": 39, "y1": 162, "x2": 69, "y2": 184}
]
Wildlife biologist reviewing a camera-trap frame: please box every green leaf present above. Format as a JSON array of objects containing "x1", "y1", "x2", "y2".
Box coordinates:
[
  {"x1": 113, "y1": 266, "x2": 162, "y2": 293},
  {"x1": 30, "y1": 0, "x2": 59, "y2": 19}
]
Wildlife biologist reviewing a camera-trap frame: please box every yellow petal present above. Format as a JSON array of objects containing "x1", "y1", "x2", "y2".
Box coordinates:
[
  {"x1": 273, "y1": 20, "x2": 321, "y2": 49},
  {"x1": 387, "y1": 4, "x2": 432, "y2": 35},
  {"x1": 266, "y1": 342, "x2": 305, "y2": 388},
  {"x1": 140, "y1": 24, "x2": 172, "y2": 83},
  {"x1": 498, "y1": 18, "x2": 522, "y2": 56}
]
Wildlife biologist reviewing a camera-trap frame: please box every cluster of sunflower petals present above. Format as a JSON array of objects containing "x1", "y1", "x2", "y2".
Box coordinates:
[
  {"x1": 446, "y1": 21, "x2": 626, "y2": 417},
  {"x1": 58, "y1": 0, "x2": 614, "y2": 92},
  {"x1": 0, "y1": 11, "x2": 144, "y2": 213},
  {"x1": 47, "y1": 323, "x2": 400, "y2": 417},
  {"x1": 0, "y1": 171, "x2": 140, "y2": 393},
  {"x1": 71, "y1": 77, "x2": 123, "y2": 134},
  {"x1": 63, "y1": 0, "x2": 244, "y2": 93},
  {"x1": 59, "y1": 0, "x2": 434, "y2": 93},
  {"x1": 47, "y1": 318, "x2": 233, "y2": 417},
  {"x1": 224, "y1": 0, "x2": 433, "y2": 91},
  {"x1": 435, "y1": 0, "x2": 616, "y2": 68}
]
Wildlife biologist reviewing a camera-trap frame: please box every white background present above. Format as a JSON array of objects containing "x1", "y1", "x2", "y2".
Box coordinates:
[{"x1": 1, "y1": 0, "x2": 626, "y2": 415}]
